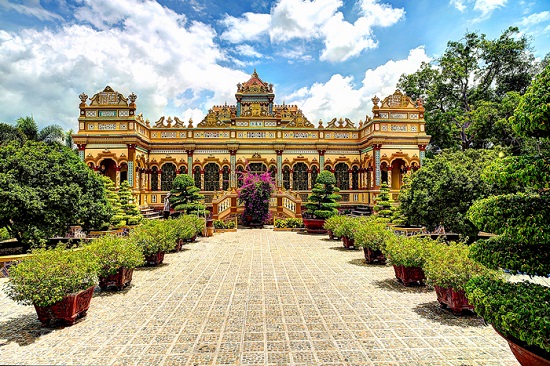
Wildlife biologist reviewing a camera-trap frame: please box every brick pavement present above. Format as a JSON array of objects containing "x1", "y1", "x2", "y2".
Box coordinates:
[{"x1": 0, "y1": 229, "x2": 519, "y2": 365}]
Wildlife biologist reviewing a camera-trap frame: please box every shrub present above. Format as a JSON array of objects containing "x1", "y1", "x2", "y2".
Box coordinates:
[
  {"x1": 171, "y1": 215, "x2": 204, "y2": 240},
  {"x1": 4, "y1": 246, "x2": 99, "y2": 307},
  {"x1": 384, "y1": 236, "x2": 437, "y2": 268},
  {"x1": 304, "y1": 170, "x2": 341, "y2": 219},
  {"x1": 128, "y1": 220, "x2": 176, "y2": 256},
  {"x1": 275, "y1": 218, "x2": 304, "y2": 228},
  {"x1": 353, "y1": 217, "x2": 393, "y2": 252},
  {"x1": 85, "y1": 234, "x2": 144, "y2": 277},
  {"x1": 0, "y1": 227, "x2": 11, "y2": 241},
  {"x1": 373, "y1": 183, "x2": 394, "y2": 218},
  {"x1": 118, "y1": 180, "x2": 143, "y2": 225},
  {"x1": 274, "y1": 218, "x2": 287, "y2": 228},
  {"x1": 423, "y1": 242, "x2": 499, "y2": 291},
  {"x1": 214, "y1": 219, "x2": 236, "y2": 229},
  {"x1": 323, "y1": 215, "x2": 346, "y2": 233}
]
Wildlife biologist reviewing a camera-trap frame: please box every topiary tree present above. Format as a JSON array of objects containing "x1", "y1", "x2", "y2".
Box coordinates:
[
  {"x1": 304, "y1": 170, "x2": 341, "y2": 219},
  {"x1": 373, "y1": 182, "x2": 394, "y2": 219},
  {"x1": 465, "y1": 64, "x2": 550, "y2": 358},
  {"x1": 0, "y1": 141, "x2": 111, "y2": 248},
  {"x1": 169, "y1": 174, "x2": 205, "y2": 214},
  {"x1": 238, "y1": 171, "x2": 275, "y2": 226},
  {"x1": 391, "y1": 173, "x2": 412, "y2": 225},
  {"x1": 102, "y1": 176, "x2": 125, "y2": 228},
  {"x1": 118, "y1": 180, "x2": 143, "y2": 225}
]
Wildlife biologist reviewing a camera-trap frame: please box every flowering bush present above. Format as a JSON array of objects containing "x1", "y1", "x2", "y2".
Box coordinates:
[{"x1": 238, "y1": 171, "x2": 275, "y2": 226}]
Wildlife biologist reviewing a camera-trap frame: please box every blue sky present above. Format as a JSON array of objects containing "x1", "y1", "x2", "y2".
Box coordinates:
[{"x1": 1, "y1": 0, "x2": 549, "y2": 130}]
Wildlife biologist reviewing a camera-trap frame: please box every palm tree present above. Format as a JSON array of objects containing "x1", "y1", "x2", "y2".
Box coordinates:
[{"x1": 16, "y1": 116, "x2": 65, "y2": 144}]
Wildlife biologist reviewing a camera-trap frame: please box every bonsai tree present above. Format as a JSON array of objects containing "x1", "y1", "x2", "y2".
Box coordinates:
[
  {"x1": 169, "y1": 174, "x2": 205, "y2": 214},
  {"x1": 0, "y1": 141, "x2": 111, "y2": 248},
  {"x1": 238, "y1": 171, "x2": 275, "y2": 226},
  {"x1": 373, "y1": 182, "x2": 394, "y2": 219},
  {"x1": 465, "y1": 64, "x2": 550, "y2": 358},
  {"x1": 85, "y1": 234, "x2": 144, "y2": 279},
  {"x1": 304, "y1": 170, "x2": 341, "y2": 219},
  {"x1": 102, "y1": 176, "x2": 125, "y2": 228},
  {"x1": 4, "y1": 246, "x2": 99, "y2": 307},
  {"x1": 391, "y1": 173, "x2": 412, "y2": 225},
  {"x1": 118, "y1": 180, "x2": 143, "y2": 225}
]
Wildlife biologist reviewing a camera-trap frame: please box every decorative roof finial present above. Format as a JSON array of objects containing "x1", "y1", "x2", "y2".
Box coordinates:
[{"x1": 252, "y1": 68, "x2": 258, "y2": 78}]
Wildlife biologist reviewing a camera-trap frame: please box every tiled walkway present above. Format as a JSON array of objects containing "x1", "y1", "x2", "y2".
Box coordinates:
[{"x1": 0, "y1": 229, "x2": 519, "y2": 365}]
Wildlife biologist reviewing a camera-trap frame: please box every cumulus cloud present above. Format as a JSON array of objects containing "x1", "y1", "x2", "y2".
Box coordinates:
[
  {"x1": 220, "y1": 0, "x2": 404, "y2": 62},
  {"x1": 236, "y1": 44, "x2": 263, "y2": 58},
  {"x1": 449, "y1": 0, "x2": 507, "y2": 17},
  {"x1": 284, "y1": 46, "x2": 430, "y2": 124},
  {"x1": 0, "y1": 0, "x2": 249, "y2": 129}
]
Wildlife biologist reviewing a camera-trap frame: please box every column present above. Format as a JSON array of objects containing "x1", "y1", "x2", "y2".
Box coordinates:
[
  {"x1": 141, "y1": 169, "x2": 146, "y2": 190},
  {"x1": 230, "y1": 150, "x2": 237, "y2": 188},
  {"x1": 127, "y1": 144, "x2": 135, "y2": 188},
  {"x1": 373, "y1": 144, "x2": 382, "y2": 187},
  {"x1": 157, "y1": 170, "x2": 162, "y2": 191},
  {"x1": 77, "y1": 144, "x2": 86, "y2": 162},
  {"x1": 219, "y1": 168, "x2": 223, "y2": 191},
  {"x1": 276, "y1": 150, "x2": 283, "y2": 188},
  {"x1": 307, "y1": 169, "x2": 312, "y2": 189},
  {"x1": 418, "y1": 145, "x2": 426, "y2": 166},
  {"x1": 186, "y1": 150, "x2": 194, "y2": 178},
  {"x1": 115, "y1": 165, "x2": 121, "y2": 188},
  {"x1": 321, "y1": 151, "x2": 327, "y2": 171},
  {"x1": 348, "y1": 169, "x2": 353, "y2": 190},
  {"x1": 387, "y1": 166, "x2": 393, "y2": 188}
]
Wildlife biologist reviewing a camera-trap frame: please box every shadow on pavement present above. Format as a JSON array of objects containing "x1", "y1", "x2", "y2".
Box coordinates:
[
  {"x1": 413, "y1": 301, "x2": 485, "y2": 327},
  {"x1": 372, "y1": 278, "x2": 433, "y2": 294},
  {"x1": 0, "y1": 314, "x2": 54, "y2": 346}
]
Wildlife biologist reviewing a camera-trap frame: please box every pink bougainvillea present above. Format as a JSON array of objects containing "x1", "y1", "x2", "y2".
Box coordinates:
[{"x1": 237, "y1": 170, "x2": 275, "y2": 226}]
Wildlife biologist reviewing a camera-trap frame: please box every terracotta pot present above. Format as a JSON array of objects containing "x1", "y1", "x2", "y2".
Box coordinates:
[
  {"x1": 393, "y1": 265, "x2": 425, "y2": 286},
  {"x1": 34, "y1": 285, "x2": 95, "y2": 326},
  {"x1": 434, "y1": 285, "x2": 474, "y2": 315},
  {"x1": 342, "y1": 236, "x2": 355, "y2": 249},
  {"x1": 327, "y1": 230, "x2": 340, "y2": 240},
  {"x1": 99, "y1": 267, "x2": 134, "y2": 291},
  {"x1": 363, "y1": 247, "x2": 386, "y2": 264},
  {"x1": 144, "y1": 251, "x2": 165, "y2": 266},
  {"x1": 493, "y1": 326, "x2": 550, "y2": 366},
  {"x1": 302, "y1": 218, "x2": 327, "y2": 234}
]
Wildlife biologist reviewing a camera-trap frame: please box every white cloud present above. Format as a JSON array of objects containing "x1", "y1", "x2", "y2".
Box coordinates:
[
  {"x1": 220, "y1": 0, "x2": 404, "y2": 62},
  {"x1": 0, "y1": 0, "x2": 63, "y2": 21},
  {"x1": 0, "y1": 0, "x2": 249, "y2": 130},
  {"x1": 449, "y1": 0, "x2": 507, "y2": 17},
  {"x1": 519, "y1": 11, "x2": 550, "y2": 27},
  {"x1": 236, "y1": 44, "x2": 263, "y2": 58},
  {"x1": 450, "y1": 0, "x2": 467, "y2": 12},
  {"x1": 220, "y1": 12, "x2": 271, "y2": 43},
  {"x1": 284, "y1": 46, "x2": 430, "y2": 124}
]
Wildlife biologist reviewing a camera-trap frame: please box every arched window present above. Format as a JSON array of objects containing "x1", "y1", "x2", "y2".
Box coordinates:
[
  {"x1": 381, "y1": 163, "x2": 388, "y2": 184},
  {"x1": 222, "y1": 166, "x2": 230, "y2": 190},
  {"x1": 194, "y1": 166, "x2": 202, "y2": 189},
  {"x1": 248, "y1": 163, "x2": 266, "y2": 175},
  {"x1": 151, "y1": 166, "x2": 159, "y2": 191},
  {"x1": 161, "y1": 163, "x2": 176, "y2": 191},
  {"x1": 324, "y1": 165, "x2": 332, "y2": 172},
  {"x1": 179, "y1": 166, "x2": 187, "y2": 175},
  {"x1": 120, "y1": 162, "x2": 128, "y2": 183},
  {"x1": 311, "y1": 165, "x2": 319, "y2": 186},
  {"x1": 352, "y1": 166, "x2": 359, "y2": 190},
  {"x1": 282, "y1": 166, "x2": 291, "y2": 190},
  {"x1": 335, "y1": 162, "x2": 349, "y2": 190},
  {"x1": 293, "y1": 162, "x2": 308, "y2": 190},
  {"x1": 204, "y1": 163, "x2": 220, "y2": 191},
  {"x1": 236, "y1": 166, "x2": 245, "y2": 188},
  {"x1": 269, "y1": 165, "x2": 276, "y2": 181}
]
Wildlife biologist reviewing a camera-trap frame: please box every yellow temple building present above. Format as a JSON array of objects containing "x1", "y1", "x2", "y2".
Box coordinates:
[{"x1": 73, "y1": 71, "x2": 430, "y2": 219}]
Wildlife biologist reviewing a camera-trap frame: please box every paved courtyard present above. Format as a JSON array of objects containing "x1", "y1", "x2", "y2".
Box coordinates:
[{"x1": 0, "y1": 229, "x2": 518, "y2": 365}]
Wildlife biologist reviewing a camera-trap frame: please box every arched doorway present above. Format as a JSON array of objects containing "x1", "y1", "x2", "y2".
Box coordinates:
[
  {"x1": 311, "y1": 165, "x2": 319, "y2": 186},
  {"x1": 282, "y1": 166, "x2": 291, "y2": 190},
  {"x1": 391, "y1": 159, "x2": 407, "y2": 189},
  {"x1": 334, "y1": 162, "x2": 349, "y2": 190},
  {"x1": 293, "y1": 162, "x2": 308, "y2": 190},
  {"x1": 161, "y1": 163, "x2": 176, "y2": 191},
  {"x1": 222, "y1": 166, "x2": 230, "y2": 190},
  {"x1": 99, "y1": 158, "x2": 117, "y2": 183},
  {"x1": 151, "y1": 166, "x2": 159, "y2": 191},
  {"x1": 204, "y1": 163, "x2": 220, "y2": 191},
  {"x1": 193, "y1": 166, "x2": 202, "y2": 189}
]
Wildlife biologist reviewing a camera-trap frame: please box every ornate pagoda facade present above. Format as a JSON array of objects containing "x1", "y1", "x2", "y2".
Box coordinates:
[{"x1": 73, "y1": 71, "x2": 430, "y2": 214}]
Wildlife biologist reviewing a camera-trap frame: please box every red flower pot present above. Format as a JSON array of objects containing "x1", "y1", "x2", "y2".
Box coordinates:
[
  {"x1": 493, "y1": 326, "x2": 550, "y2": 366},
  {"x1": 342, "y1": 236, "x2": 355, "y2": 249},
  {"x1": 303, "y1": 218, "x2": 327, "y2": 234},
  {"x1": 34, "y1": 285, "x2": 95, "y2": 326},
  {"x1": 363, "y1": 247, "x2": 386, "y2": 264},
  {"x1": 434, "y1": 285, "x2": 474, "y2": 315},
  {"x1": 393, "y1": 265, "x2": 426, "y2": 286},
  {"x1": 99, "y1": 267, "x2": 134, "y2": 291},
  {"x1": 144, "y1": 251, "x2": 165, "y2": 266}
]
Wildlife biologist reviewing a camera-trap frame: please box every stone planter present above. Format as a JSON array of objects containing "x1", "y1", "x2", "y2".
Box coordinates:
[
  {"x1": 393, "y1": 265, "x2": 425, "y2": 286},
  {"x1": 493, "y1": 326, "x2": 550, "y2": 366},
  {"x1": 434, "y1": 285, "x2": 474, "y2": 315},
  {"x1": 99, "y1": 267, "x2": 134, "y2": 291},
  {"x1": 303, "y1": 218, "x2": 327, "y2": 234},
  {"x1": 363, "y1": 247, "x2": 386, "y2": 264},
  {"x1": 342, "y1": 236, "x2": 355, "y2": 249},
  {"x1": 34, "y1": 285, "x2": 95, "y2": 326},
  {"x1": 144, "y1": 251, "x2": 165, "y2": 266}
]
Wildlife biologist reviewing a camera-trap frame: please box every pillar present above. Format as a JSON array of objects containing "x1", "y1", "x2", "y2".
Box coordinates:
[
  {"x1": 127, "y1": 144, "x2": 135, "y2": 188},
  {"x1": 318, "y1": 150, "x2": 325, "y2": 171},
  {"x1": 200, "y1": 169, "x2": 205, "y2": 190},
  {"x1": 307, "y1": 169, "x2": 312, "y2": 189},
  {"x1": 373, "y1": 144, "x2": 382, "y2": 187},
  {"x1": 418, "y1": 145, "x2": 426, "y2": 166},
  {"x1": 146, "y1": 169, "x2": 151, "y2": 191},
  {"x1": 230, "y1": 150, "x2": 237, "y2": 188},
  {"x1": 115, "y1": 165, "x2": 121, "y2": 188},
  {"x1": 387, "y1": 166, "x2": 392, "y2": 188},
  {"x1": 348, "y1": 169, "x2": 353, "y2": 190},
  {"x1": 77, "y1": 144, "x2": 86, "y2": 162},
  {"x1": 276, "y1": 150, "x2": 283, "y2": 188},
  {"x1": 186, "y1": 150, "x2": 194, "y2": 178}
]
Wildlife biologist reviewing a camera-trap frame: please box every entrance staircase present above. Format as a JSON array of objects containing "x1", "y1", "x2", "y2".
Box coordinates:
[
  {"x1": 350, "y1": 205, "x2": 372, "y2": 217},
  {"x1": 140, "y1": 206, "x2": 162, "y2": 220}
]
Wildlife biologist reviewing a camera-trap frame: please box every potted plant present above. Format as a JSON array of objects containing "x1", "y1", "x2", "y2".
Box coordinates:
[
  {"x1": 423, "y1": 242, "x2": 498, "y2": 315},
  {"x1": 213, "y1": 218, "x2": 237, "y2": 232},
  {"x1": 463, "y1": 64, "x2": 550, "y2": 365},
  {"x1": 3, "y1": 246, "x2": 99, "y2": 326},
  {"x1": 323, "y1": 215, "x2": 346, "y2": 240},
  {"x1": 128, "y1": 220, "x2": 176, "y2": 265},
  {"x1": 170, "y1": 215, "x2": 204, "y2": 250},
  {"x1": 169, "y1": 174, "x2": 205, "y2": 214},
  {"x1": 85, "y1": 234, "x2": 144, "y2": 290},
  {"x1": 303, "y1": 170, "x2": 341, "y2": 234},
  {"x1": 384, "y1": 236, "x2": 436, "y2": 286},
  {"x1": 274, "y1": 217, "x2": 304, "y2": 231},
  {"x1": 353, "y1": 217, "x2": 392, "y2": 264}
]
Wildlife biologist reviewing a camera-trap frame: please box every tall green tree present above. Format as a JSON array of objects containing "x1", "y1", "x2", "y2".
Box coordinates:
[
  {"x1": 15, "y1": 116, "x2": 65, "y2": 145},
  {"x1": 0, "y1": 141, "x2": 111, "y2": 247},
  {"x1": 169, "y1": 174, "x2": 205, "y2": 214},
  {"x1": 0, "y1": 123, "x2": 26, "y2": 146},
  {"x1": 118, "y1": 180, "x2": 143, "y2": 225},
  {"x1": 398, "y1": 27, "x2": 537, "y2": 151}
]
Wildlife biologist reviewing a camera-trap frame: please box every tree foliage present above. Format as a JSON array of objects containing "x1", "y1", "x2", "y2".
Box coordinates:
[
  {"x1": 399, "y1": 149, "x2": 499, "y2": 236},
  {"x1": 304, "y1": 170, "x2": 341, "y2": 219},
  {"x1": 118, "y1": 180, "x2": 143, "y2": 225},
  {"x1": 169, "y1": 174, "x2": 205, "y2": 214},
  {"x1": 0, "y1": 141, "x2": 111, "y2": 247},
  {"x1": 238, "y1": 171, "x2": 275, "y2": 225},
  {"x1": 398, "y1": 27, "x2": 537, "y2": 151}
]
